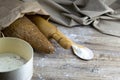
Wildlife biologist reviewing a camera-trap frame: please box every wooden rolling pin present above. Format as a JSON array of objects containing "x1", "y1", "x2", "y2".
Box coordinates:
[
  {"x1": 2, "y1": 16, "x2": 55, "y2": 53},
  {"x1": 27, "y1": 15, "x2": 73, "y2": 49},
  {"x1": 27, "y1": 15, "x2": 94, "y2": 60}
]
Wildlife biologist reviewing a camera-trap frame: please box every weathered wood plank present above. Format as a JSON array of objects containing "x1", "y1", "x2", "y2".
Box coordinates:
[{"x1": 32, "y1": 25, "x2": 120, "y2": 80}]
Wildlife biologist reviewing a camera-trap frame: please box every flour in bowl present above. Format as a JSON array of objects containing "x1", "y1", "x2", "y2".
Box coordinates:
[{"x1": 0, "y1": 53, "x2": 26, "y2": 72}]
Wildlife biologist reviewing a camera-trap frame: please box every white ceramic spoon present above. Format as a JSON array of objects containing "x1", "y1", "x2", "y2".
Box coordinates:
[{"x1": 72, "y1": 43, "x2": 94, "y2": 60}]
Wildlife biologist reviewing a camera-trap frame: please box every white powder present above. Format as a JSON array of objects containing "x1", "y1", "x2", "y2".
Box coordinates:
[
  {"x1": 72, "y1": 44, "x2": 94, "y2": 60},
  {"x1": 58, "y1": 26, "x2": 93, "y2": 43},
  {"x1": 0, "y1": 53, "x2": 26, "y2": 72}
]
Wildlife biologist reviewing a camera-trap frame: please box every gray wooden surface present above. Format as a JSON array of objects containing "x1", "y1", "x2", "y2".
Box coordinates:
[{"x1": 32, "y1": 25, "x2": 120, "y2": 80}]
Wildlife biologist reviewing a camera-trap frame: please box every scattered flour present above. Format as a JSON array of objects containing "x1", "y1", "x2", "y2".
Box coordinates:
[
  {"x1": 58, "y1": 27, "x2": 93, "y2": 43},
  {"x1": 37, "y1": 58, "x2": 46, "y2": 67},
  {"x1": 64, "y1": 72, "x2": 70, "y2": 77},
  {"x1": 38, "y1": 74, "x2": 45, "y2": 80}
]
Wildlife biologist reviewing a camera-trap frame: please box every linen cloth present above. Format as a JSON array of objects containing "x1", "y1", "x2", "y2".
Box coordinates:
[
  {"x1": 37, "y1": 0, "x2": 120, "y2": 37},
  {"x1": 0, "y1": 0, "x2": 120, "y2": 37}
]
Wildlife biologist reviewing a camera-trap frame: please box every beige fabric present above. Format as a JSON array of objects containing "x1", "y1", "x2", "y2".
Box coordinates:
[
  {"x1": 0, "y1": 0, "x2": 49, "y2": 30},
  {"x1": 0, "y1": 0, "x2": 120, "y2": 37},
  {"x1": 37, "y1": 0, "x2": 120, "y2": 37}
]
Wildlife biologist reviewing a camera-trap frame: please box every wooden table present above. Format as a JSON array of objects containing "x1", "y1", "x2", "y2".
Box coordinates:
[{"x1": 32, "y1": 25, "x2": 120, "y2": 80}]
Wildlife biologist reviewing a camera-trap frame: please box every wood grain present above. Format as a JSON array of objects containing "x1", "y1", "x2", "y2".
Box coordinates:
[{"x1": 32, "y1": 25, "x2": 120, "y2": 80}]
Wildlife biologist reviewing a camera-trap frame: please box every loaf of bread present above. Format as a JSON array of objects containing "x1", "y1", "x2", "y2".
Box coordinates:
[{"x1": 2, "y1": 16, "x2": 55, "y2": 53}]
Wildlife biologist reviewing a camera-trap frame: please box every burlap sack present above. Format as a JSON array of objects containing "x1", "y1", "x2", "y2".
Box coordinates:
[
  {"x1": 0, "y1": 0, "x2": 49, "y2": 31},
  {"x1": 1, "y1": 0, "x2": 120, "y2": 37}
]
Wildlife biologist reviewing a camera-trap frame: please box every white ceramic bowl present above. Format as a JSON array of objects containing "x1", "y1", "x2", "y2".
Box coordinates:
[{"x1": 0, "y1": 37, "x2": 33, "y2": 80}]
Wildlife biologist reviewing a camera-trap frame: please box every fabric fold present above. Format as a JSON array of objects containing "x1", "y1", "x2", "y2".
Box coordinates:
[
  {"x1": 0, "y1": 0, "x2": 120, "y2": 37},
  {"x1": 0, "y1": 0, "x2": 49, "y2": 30},
  {"x1": 37, "y1": 0, "x2": 120, "y2": 37}
]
